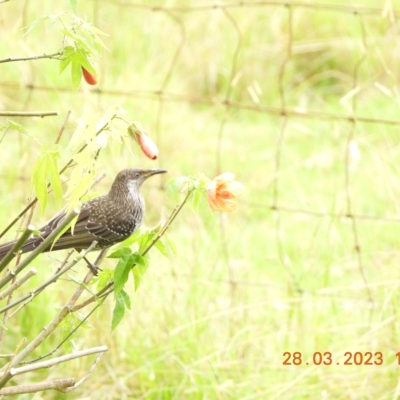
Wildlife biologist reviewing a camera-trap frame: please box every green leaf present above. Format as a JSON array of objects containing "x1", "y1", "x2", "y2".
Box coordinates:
[
  {"x1": 59, "y1": 46, "x2": 76, "y2": 74},
  {"x1": 71, "y1": 59, "x2": 82, "y2": 91},
  {"x1": 108, "y1": 247, "x2": 132, "y2": 259},
  {"x1": 192, "y1": 189, "x2": 205, "y2": 212},
  {"x1": 76, "y1": 48, "x2": 96, "y2": 75},
  {"x1": 50, "y1": 213, "x2": 78, "y2": 250},
  {"x1": 138, "y1": 231, "x2": 156, "y2": 253},
  {"x1": 130, "y1": 253, "x2": 148, "y2": 291},
  {"x1": 83, "y1": 25, "x2": 109, "y2": 53},
  {"x1": 7, "y1": 120, "x2": 39, "y2": 143},
  {"x1": 7, "y1": 120, "x2": 29, "y2": 134},
  {"x1": 65, "y1": 163, "x2": 95, "y2": 210},
  {"x1": 45, "y1": 145, "x2": 62, "y2": 207},
  {"x1": 111, "y1": 292, "x2": 125, "y2": 331},
  {"x1": 31, "y1": 145, "x2": 62, "y2": 214},
  {"x1": 31, "y1": 153, "x2": 48, "y2": 214},
  {"x1": 96, "y1": 268, "x2": 112, "y2": 292},
  {"x1": 23, "y1": 13, "x2": 66, "y2": 36},
  {"x1": 113, "y1": 249, "x2": 132, "y2": 295},
  {"x1": 23, "y1": 16, "x2": 49, "y2": 36},
  {"x1": 120, "y1": 289, "x2": 131, "y2": 310},
  {"x1": 129, "y1": 253, "x2": 146, "y2": 268},
  {"x1": 154, "y1": 239, "x2": 169, "y2": 258},
  {"x1": 68, "y1": 274, "x2": 95, "y2": 296},
  {"x1": 111, "y1": 229, "x2": 142, "y2": 251},
  {"x1": 61, "y1": 28, "x2": 91, "y2": 52}
]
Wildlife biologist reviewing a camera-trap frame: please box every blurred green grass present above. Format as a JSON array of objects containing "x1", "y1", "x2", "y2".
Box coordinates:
[{"x1": 1, "y1": 0, "x2": 400, "y2": 399}]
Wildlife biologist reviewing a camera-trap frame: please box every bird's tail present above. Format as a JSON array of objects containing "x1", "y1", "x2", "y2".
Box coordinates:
[{"x1": 0, "y1": 238, "x2": 43, "y2": 261}]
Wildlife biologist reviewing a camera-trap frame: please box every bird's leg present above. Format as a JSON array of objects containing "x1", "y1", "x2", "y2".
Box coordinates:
[{"x1": 83, "y1": 256, "x2": 102, "y2": 276}]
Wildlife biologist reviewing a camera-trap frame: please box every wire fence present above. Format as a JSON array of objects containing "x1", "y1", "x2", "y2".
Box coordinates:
[{"x1": 1, "y1": 0, "x2": 400, "y2": 300}]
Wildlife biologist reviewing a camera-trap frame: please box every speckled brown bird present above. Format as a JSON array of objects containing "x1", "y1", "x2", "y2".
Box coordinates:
[{"x1": 0, "y1": 168, "x2": 167, "y2": 261}]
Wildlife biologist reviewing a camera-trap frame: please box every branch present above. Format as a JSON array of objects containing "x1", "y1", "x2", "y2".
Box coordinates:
[
  {"x1": 5, "y1": 346, "x2": 108, "y2": 377},
  {"x1": 0, "y1": 111, "x2": 59, "y2": 117},
  {"x1": 0, "y1": 119, "x2": 111, "y2": 239},
  {"x1": 0, "y1": 269, "x2": 37, "y2": 300},
  {"x1": 0, "y1": 225, "x2": 35, "y2": 273},
  {"x1": 0, "y1": 209, "x2": 80, "y2": 290},
  {"x1": 0, "y1": 240, "x2": 98, "y2": 315},
  {"x1": 0, "y1": 378, "x2": 75, "y2": 395},
  {"x1": 73, "y1": 190, "x2": 194, "y2": 310},
  {"x1": 141, "y1": 188, "x2": 193, "y2": 258},
  {"x1": 0, "y1": 52, "x2": 62, "y2": 64},
  {"x1": 55, "y1": 110, "x2": 71, "y2": 144},
  {"x1": 62, "y1": 351, "x2": 105, "y2": 392},
  {"x1": 0, "y1": 249, "x2": 109, "y2": 388},
  {"x1": 23, "y1": 303, "x2": 101, "y2": 364}
]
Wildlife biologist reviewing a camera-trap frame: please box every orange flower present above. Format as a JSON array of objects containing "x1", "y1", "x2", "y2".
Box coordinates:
[{"x1": 206, "y1": 173, "x2": 244, "y2": 212}]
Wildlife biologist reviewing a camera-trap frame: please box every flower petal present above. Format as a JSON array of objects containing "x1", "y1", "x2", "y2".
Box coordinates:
[
  {"x1": 224, "y1": 181, "x2": 245, "y2": 196},
  {"x1": 214, "y1": 172, "x2": 235, "y2": 184},
  {"x1": 205, "y1": 181, "x2": 217, "y2": 200},
  {"x1": 205, "y1": 172, "x2": 244, "y2": 212}
]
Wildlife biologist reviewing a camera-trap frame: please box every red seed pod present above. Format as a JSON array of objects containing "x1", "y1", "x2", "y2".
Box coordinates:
[
  {"x1": 128, "y1": 123, "x2": 159, "y2": 160},
  {"x1": 136, "y1": 132, "x2": 158, "y2": 160},
  {"x1": 82, "y1": 67, "x2": 97, "y2": 85}
]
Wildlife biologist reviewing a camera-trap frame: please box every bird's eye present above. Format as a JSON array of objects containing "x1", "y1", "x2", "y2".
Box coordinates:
[{"x1": 135, "y1": 173, "x2": 140, "y2": 178}]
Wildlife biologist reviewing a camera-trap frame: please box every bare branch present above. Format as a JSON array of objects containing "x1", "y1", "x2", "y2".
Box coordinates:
[
  {"x1": 63, "y1": 351, "x2": 105, "y2": 392},
  {"x1": 0, "y1": 120, "x2": 111, "y2": 239},
  {"x1": 0, "y1": 111, "x2": 59, "y2": 117},
  {"x1": 55, "y1": 110, "x2": 71, "y2": 144},
  {"x1": 6, "y1": 346, "x2": 108, "y2": 377},
  {"x1": 0, "y1": 208, "x2": 80, "y2": 290},
  {"x1": 23, "y1": 303, "x2": 101, "y2": 364},
  {"x1": 0, "y1": 52, "x2": 62, "y2": 64},
  {"x1": 0, "y1": 378, "x2": 75, "y2": 395},
  {"x1": 0, "y1": 241, "x2": 98, "y2": 315},
  {"x1": 0, "y1": 269, "x2": 37, "y2": 300},
  {"x1": 0, "y1": 248, "x2": 109, "y2": 388},
  {"x1": 0, "y1": 225, "x2": 35, "y2": 273}
]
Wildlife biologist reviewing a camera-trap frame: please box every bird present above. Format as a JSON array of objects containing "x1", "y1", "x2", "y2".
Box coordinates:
[{"x1": 0, "y1": 168, "x2": 167, "y2": 265}]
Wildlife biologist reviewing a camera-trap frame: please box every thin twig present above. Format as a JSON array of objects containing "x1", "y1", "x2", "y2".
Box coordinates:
[
  {"x1": 0, "y1": 51, "x2": 62, "y2": 64},
  {"x1": 0, "y1": 225, "x2": 35, "y2": 273},
  {"x1": 0, "y1": 119, "x2": 111, "y2": 239},
  {"x1": 5, "y1": 346, "x2": 108, "y2": 377},
  {"x1": 0, "y1": 111, "x2": 59, "y2": 117},
  {"x1": 0, "y1": 250, "x2": 108, "y2": 388},
  {"x1": 0, "y1": 378, "x2": 75, "y2": 395},
  {"x1": 0, "y1": 241, "x2": 98, "y2": 315},
  {"x1": 0, "y1": 269, "x2": 36, "y2": 301},
  {"x1": 72, "y1": 190, "x2": 194, "y2": 311},
  {"x1": 23, "y1": 303, "x2": 102, "y2": 364},
  {"x1": 55, "y1": 110, "x2": 71, "y2": 144},
  {"x1": 62, "y1": 351, "x2": 105, "y2": 392},
  {"x1": 0, "y1": 209, "x2": 80, "y2": 290}
]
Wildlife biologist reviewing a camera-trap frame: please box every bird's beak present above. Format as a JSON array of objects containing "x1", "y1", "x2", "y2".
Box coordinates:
[{"x1": 144, "y1": 168, "x2": 168, "y2": 178}]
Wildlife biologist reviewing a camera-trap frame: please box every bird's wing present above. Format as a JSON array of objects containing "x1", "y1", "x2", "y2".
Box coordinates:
[
  {"x1": 45, "y1": 204, "x2": 129, "y2": 251},
  {"x1": 50, "y1": 219, "x2": 121, "y2": 250},
  {"x1": 35, "y1": 201, "x2": 107, "y2": 251}
]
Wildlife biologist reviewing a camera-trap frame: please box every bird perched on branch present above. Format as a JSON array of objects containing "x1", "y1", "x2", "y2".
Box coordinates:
[{"x1": 0, "y1": 168, "x2": 167, "y2": 262}]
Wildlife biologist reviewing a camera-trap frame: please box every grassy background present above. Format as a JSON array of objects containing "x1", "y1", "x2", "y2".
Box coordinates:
[{"x1": 1, "y1": 0, "x2": 400, "y2": 399}]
